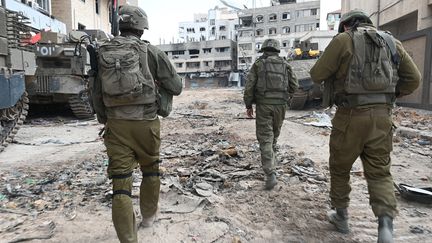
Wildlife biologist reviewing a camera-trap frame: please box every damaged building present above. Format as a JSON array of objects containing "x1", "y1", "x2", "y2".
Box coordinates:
[
  {"x1": 237, "y1": 0, "x2": 338, "y2": 71},
  {"x1": 178, "y1": 6, "x2": 238, "y2": 43},
  {"x1": 157, "y1": 39, "x2": 237, "y2": 88}
]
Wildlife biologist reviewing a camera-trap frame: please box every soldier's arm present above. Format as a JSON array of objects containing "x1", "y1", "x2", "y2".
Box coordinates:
[
  {"x1": 243, "y1": 63, "x2": 258, "y2": 109},
  {"x1": 310, "y1": 33, "x2": 352, "y2": 84},
  {"x1": 147, "y1": 44, "x2": 183, "y2": 96},
  {"x1": 395, "y1": 40, "x2": 421, "y2": 97},
  {"x1": 90, "y1": 75, "x2": 107, "y2": 124},
  {"x1": 286, "y1": 64, "x2": 298, "y2": 94}
]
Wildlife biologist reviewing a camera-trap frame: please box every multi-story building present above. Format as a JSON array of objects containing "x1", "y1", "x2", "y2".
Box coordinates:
[
  {"x1": 179, "y1": 6, "x2": 238, "y2": 42},
  {"x1": 4, "y1": 0, "x2": 66, "y2": 33},
  {"x1": 341, "y1": 0, "x2": 432, "y2": 110},
  {"x1": 157, "y1": 39, "x2": 237, "y2": 88},
  {"x1": 51, "y1": 0, "x2": 111, "y2": 33},
  {"x1": 237, "y1": 0, "x2": 328, "y2": 71}
]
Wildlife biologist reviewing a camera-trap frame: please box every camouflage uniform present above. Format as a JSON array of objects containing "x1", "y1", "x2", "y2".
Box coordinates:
[
  {"x1": 310, "y1": 10, "x2": 421, "y2": 239},
  {"x1": 91, "y1": 5, "x2": 182, "y2": 243},
  {"x1": 244, "y1": 39, "x2": 298, "y2": 189}
]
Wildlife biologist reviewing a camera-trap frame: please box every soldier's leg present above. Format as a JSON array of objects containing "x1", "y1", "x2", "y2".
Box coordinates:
[
  {"x1": 255, "y1": 104, "x2": 275, "y2": 175},
  {"x1": 329, "y1": 111, "x2": 364, "y2": 209},
  {"x1": 104, "y1": 122, "x2": 139, "y2": 243},
  {"x1": 129, "y1": 119, "x2": 161, "y2": 226},
  {"x1": 327, "y1": 111, "x2": 365, "y2": 233},
  {"x1": 111, "y1": 174, "x2": 137, "y2": 243},
  {"x1": 139, "y1": 163, "x2": 160, "y2": 222},
  {"x1": 361, "y1": 115, "x2": 397, "y2": 218},
  {"x1": 272, "y1": 104, "x2": 287, "y2": 154}
]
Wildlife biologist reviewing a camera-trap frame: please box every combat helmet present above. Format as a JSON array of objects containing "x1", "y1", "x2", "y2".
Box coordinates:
[
  {"x1": 118, "y1": 5, "x2": 149, "y2": 30},
  {"x1": 338, "y1": 9, "x2": 372, "y2": 33},
  {"x1": 259, "y1": 38, "x2": 280, "y2": 53}
]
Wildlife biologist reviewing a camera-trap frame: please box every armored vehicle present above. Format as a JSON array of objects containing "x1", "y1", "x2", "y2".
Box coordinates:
[
  {"x1": 0, "y1": 4, "x2": 35, "y2": 152},
  {"x1": 28, "y1": 30, "x2": 108, "y2": 119},
  {"x1": 289, "y1": 59, "x2": 322, "y2": 110}
]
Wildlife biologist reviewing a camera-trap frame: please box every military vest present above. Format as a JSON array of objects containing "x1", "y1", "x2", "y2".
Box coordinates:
[
  {"x1": 340, "y1": 26, "x2": 399, "y2": 106},
  {"x1": 98, "y1": 36, "x2": 156, "y2": 108},
  {"x1": 256, "y1": 55, "x2": 290, "y2": 101}
]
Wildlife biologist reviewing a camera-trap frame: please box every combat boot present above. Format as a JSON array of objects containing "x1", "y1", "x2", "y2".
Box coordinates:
[
  {"x1": 265, "y1": 173, "x2": 277, "y2": 190},
  {"x1": 140, "y1": 213, "x2": 156, "y2": 228},
  {"x1": 327, "y1": 208, "x2": 349, "y2": 234},
  {"x1": 377, "y1": 215, "x2": 393, "y2": 243}
]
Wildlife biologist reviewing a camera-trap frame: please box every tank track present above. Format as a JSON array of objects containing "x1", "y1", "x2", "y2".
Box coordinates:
[
  {"x1": 68, "y1": 94, "x2": 94, "y2": 119},
  {"x1": 289, "y1": 90, "x2": 308, "y2": 110},
  {"x1": 0, "y1": 92, "x2": 29, "y2": 152}
]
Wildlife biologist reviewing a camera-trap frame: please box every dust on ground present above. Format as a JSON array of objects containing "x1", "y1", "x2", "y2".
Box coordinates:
[{"x1": 0, "y1": 89, "x2": 431, "y2": 243}]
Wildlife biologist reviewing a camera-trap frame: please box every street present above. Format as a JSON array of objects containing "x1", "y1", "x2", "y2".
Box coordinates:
[{"x1": 0, "y1": 89, "x2": 431, "y2": 243}]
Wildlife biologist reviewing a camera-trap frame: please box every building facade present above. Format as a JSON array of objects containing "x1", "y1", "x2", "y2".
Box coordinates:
[
  {"x1": 51, "y1": 0, "x2": 111, "y2": 33},
  {"x1": 157, "y1": 40, "x2": 237, "y2": 88},
  {"x1": 5, "y1": 0, "x2": 66, "y2": 33},
  {"x1": 237, "y1": 0, "x2": 323, "y2": 71},
  {"x1": 179, "y1": 6, "x2": 238, "y2": 42},
  {"x1": 341, "y1": 0, "x2": 432, "y2": 109}
]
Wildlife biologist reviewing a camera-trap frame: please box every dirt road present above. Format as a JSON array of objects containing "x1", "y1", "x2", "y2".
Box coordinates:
[{"x1": 1, "y1": 89, "x2": 431, "y2": 243}]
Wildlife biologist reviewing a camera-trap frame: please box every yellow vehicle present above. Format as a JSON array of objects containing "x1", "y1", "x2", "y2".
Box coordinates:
[{"x1": 293, "y1": 41, "x2": 320, "y2": 59}]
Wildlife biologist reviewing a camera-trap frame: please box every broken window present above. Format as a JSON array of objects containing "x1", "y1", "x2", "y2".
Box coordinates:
[
  {"x1": 282, "y1": 26, "x2": 290, "y2": 34},
  {"x1": 256, "y1": 29, "x2": 263, "y2": 36},
  {"x1": 203, "y1": 48, "x2": 212, "y2": 54},
  {"x1": 240, "y1": 16, "x2": 253, "y2": 27},
  {"x1": 256, "y1": 15, "x2": 264, "y2": 23},
  {"x1": 211, "y1": 27, "x2": 216, "y2": 35},
  {"x1": 219, "y1": 26, "x2": 226, "y2": 31},
  {"x1": 220, "y1": 36, "x2": 226, "y2": 40},
  {"x1": 172, "y1": 50, "x2": 185, "y2": 55},
  {"x1": 78, "y1": 23, "x2": 86, "y2": 30},
  {"x1": 189, "y1": 49, "x2": 200, "y2": 55},
  {"x1": 215, "y1": 60, "x2": 231, "y2": 67},
  {"x1": 200, "y1": 27, "x2": 206, "y2": 31},
  {"x1": 216, "y1": 47, "x2": 229, "y2": 52},
  {"x1": 269, "y1": 13, "x2": 277, "y2": 22},
  {"x1": 95, "y1": 0, "x2": 99, "y2": 14},
  {"x1": 204, "y1": 61, "x2": 211, "y2": 67},
  {"x1": 256, "y1": 42, "x2": 262, "y2": 50},
  {"x1": 239, "y1": 57, "x2": 252, "y2": 64},
  {"x1": 187, "y1": 28, "x2": 195, "y2": 33},
  {"x1": 239, "y1": 43, "x2": 252, "y2": 51},
  {"x1": 269, "y1": 27, "x2": 277, "y2": 35},
  {"x1": 186, "y1": 62, "x2": 200, "y2": 68},
  {"x1": 282, "y1": 12, "x2": 290, "y2": 20},
  {"x1": 282, "y1": 40, "x2": 289, "y2": 48},
  {"x1": 311, "y1": 8, "x2": 318, "y2": 16}
]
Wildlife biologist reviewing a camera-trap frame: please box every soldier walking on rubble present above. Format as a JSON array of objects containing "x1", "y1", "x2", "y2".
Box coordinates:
[
  {"x1": 243, "y1": 39, "x2": 298, "y2": 190},
  {"x1": 90, "y1": 5, "x2": 182, "y2": 243},
  {"x1": 310, "y1": 10, "x2": 421, "y2": 242}
]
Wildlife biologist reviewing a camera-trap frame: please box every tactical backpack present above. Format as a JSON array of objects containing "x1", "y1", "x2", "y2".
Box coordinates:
[
  {"x1": 345, "y1": 26, "x2": 400, "y2": 95},
  {"x1": 256, "y1": 56, "x2": 290, "y2": 101},
  {"x1": 98, "y1": 36, "x2": 156, "y2": 108}
]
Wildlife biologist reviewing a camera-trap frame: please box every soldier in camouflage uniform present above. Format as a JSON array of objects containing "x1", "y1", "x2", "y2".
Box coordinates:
[
  {"x1": 310, "y1": 10, "x2": 421, "y2": 242},
  {"x1": 91, "y1": 5, "x2": 182, "y2": 243},
  {"x1": 244, "y1": 39, "x2": 298, "y2": 190}
]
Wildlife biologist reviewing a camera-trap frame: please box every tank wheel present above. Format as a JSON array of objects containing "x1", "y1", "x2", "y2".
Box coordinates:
[
  {"x1": 0, "y1": 92, "x2": 29, "y2": 152},
  {"x1": 289, "y1": 90, "x2": 308, "y2": 110},
  {"x1": 68, "y1": 94, "x2": 94, "y2": 119}
]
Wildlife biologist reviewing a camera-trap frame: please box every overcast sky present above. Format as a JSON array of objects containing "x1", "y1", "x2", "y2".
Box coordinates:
[{"x1": 140, "y1": 0, "x2": 268, "y2": 45}]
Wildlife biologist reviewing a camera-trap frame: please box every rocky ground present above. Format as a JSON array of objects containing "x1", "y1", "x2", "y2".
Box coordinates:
[{"x1": 0, "y1": 89, "x2": 431, "y2": 243}]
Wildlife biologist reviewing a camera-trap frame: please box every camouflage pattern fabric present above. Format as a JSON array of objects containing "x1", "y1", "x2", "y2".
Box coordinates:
[{"x1": 310, "y1": 23, "x2": 421, "y2": 218}]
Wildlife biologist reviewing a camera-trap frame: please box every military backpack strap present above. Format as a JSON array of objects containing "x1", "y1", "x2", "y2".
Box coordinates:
[{"x1": 377, "y1": 31, "x2": 400, "y2": 65}]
